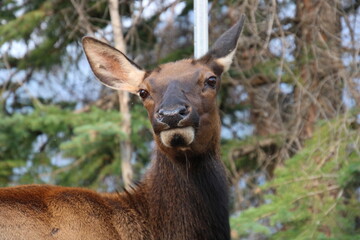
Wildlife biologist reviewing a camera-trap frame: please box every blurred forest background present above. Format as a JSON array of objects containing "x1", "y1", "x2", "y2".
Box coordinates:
[{"x1": 0, "y1": 0, "x2": 359, "y2": 239}]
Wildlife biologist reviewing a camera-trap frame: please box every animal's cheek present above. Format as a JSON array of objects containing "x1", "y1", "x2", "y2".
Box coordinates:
[
  {"x1": 199, "y1": 113, "x2": 212, "y2": 127},
  {"x1": 143, "y1": 100, "x2": 155, "y2": 116},
  {"x1": 200, "y1": 97, "x2": 217, "y2": 114},
  {"x1": 186, "y1": 91, "x2": 216, "y2": 115}
]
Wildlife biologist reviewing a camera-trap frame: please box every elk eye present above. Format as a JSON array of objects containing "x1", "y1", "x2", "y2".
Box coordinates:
[
  {"x1": 138, "y1": 89, "x2": 149, "y2": 99},
  {"x1": 205, "y1": 76, "x2": 217, "y2": 88}
]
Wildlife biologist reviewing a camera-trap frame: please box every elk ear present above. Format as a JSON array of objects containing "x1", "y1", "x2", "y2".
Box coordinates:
[
  {"x1": 82, "y1": 37, "x2": 145, "y2": 94},
  {"x1": 199, "y1": 15, "x2": 245, "y2": 73}
]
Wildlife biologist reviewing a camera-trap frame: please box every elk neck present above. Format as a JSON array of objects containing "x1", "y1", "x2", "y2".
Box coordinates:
[{"x1": 141, "y1": 145, "x2": 230, "y2": 239}]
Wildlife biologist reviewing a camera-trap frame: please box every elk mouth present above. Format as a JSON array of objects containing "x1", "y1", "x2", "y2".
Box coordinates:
[{"x1": 159, "y1": 126, "x2": 195, "y2": 148}]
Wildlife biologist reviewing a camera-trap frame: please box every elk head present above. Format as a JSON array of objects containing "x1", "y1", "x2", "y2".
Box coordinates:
[{"x1": 83, "y1": 17, "x2": 245, "y2": 158}]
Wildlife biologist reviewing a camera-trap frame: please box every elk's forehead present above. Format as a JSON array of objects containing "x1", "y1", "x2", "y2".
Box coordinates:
[{"x1": 145, "y1": 60, "x2": 210, "y2": 88}]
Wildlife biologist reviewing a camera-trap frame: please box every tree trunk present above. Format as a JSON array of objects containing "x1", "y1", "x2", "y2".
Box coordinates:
[
  {"x1": 294, "y1": 0, "x2": 343, "y2": 139},
  {"x1": 108, "y1": 0, "x2": 133, "y2": 188}
]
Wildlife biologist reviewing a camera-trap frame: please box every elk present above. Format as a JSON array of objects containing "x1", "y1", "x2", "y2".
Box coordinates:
[{"x1": 0, "y1": 16, "x2": 245, "y2": 240}]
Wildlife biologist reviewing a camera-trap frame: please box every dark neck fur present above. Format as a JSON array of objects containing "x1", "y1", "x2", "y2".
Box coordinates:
[{"x1": 144, "y1": 148, "x2": 230, "y2": 240}]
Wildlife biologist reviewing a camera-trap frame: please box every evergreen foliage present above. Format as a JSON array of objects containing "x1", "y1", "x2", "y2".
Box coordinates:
[
  {"x1": 0, "y1": 104, "x2": 151, "y2": 190},
  {"x1": 0, "y1": 0, "x2": 109, "y2": 69},
  {"x1": 231, "y1": 112, "x2": 360, "y2": 239}
]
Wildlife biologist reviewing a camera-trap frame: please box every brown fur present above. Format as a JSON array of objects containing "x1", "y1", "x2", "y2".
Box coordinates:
[
  {"x1": 0, "y1": 60, "x2": 228, "y2": 240},
  {"x1": 0, "y1": 17, "x2": 245, "y2": 240}
]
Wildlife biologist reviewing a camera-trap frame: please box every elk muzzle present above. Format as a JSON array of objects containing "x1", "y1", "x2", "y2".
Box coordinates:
[
  {"x1": 160, "y1": 126, "x2": 195, "y2": 148},
  {"x1": 155, "y1": 104, "x2": 197, "y2": 148},
  {"x1": 156, "y1": 105, "x2": 190, "y2": 128}
]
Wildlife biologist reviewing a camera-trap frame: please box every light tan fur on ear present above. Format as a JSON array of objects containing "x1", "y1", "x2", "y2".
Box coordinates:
[
  {"x1": 201, "y1": 16, "x2": 245, "y2": 73},
  {"x1": 215, "y1": 49, "x2": 237, "y2": 72},
  {"x1": 82, "y1": 37, "x2": 145, "y2": 94}
]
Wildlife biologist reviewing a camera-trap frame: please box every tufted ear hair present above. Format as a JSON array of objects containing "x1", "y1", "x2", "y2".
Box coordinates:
[
  {"x1": 199, "y1": 15, "x2": 245, "y2": 74},
  {"x1": 82, "y1": 37, "x2": 145, "y2": 94}
]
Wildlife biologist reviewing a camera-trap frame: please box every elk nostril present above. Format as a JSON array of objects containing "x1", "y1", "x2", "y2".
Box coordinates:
[
  {"x1": 158, "y1": 109, "x2": 165, "y2": 117},
  {"x1": 156, "y1": 105, "x2": 191, "y2": 128},
  {"x1": 157, "y1": 105, "x2": 189, "y2": 117},
  {"x1": 178, "y1": 105, "x2": 189, "y2": 116}
]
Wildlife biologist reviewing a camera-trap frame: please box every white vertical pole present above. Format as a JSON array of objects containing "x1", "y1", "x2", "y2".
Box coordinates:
[{"x1": 194, "y1": 0, "x2": 208, "y2": 59}]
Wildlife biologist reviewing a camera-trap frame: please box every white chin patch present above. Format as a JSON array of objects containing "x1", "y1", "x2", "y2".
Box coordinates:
[{"x1": 160, "y1": 127, "x2": 195, "y2": 148}]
